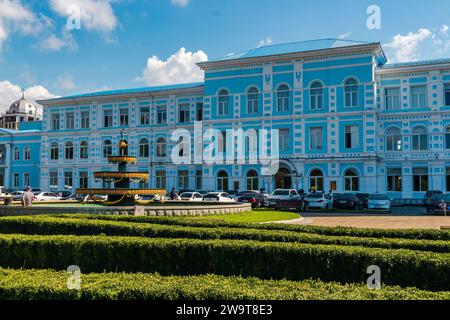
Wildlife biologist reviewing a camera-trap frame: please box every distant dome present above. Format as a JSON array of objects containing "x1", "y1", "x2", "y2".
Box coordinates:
[{"x1": 8, "y1": 92, "x2": 37, "y2": 115}]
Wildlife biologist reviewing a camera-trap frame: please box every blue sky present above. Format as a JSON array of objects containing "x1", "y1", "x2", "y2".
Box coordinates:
[{"x1": 1, "y1": 0, "x2": 450, "y2": 108}]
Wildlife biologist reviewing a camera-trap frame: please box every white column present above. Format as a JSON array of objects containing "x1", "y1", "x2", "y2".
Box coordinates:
[{"x1": 4, "y1": 143, "x2": 11, "y2": 189}]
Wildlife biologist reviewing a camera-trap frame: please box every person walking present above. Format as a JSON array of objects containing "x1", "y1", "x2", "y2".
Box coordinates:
[
  {"x1": 170, "y1": 187, "x2": 176, "y2": 200},
  {"x1": 440, "y1": 199, "x2": 447, "y2": 217},
  {"x1": 22, "y1": 187, "x2": 34, "y2": 208}
]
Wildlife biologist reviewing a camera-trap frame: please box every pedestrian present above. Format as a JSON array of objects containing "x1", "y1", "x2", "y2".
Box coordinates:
[
  {"x1": 440, "y1": 199, "x2": 447, "y2": 216},
  {"x1": 170, "y1": 187, "x2": 176, "y2": 200},
  {"x1": 22, "y1": 187, "x2": 34, "y2": 208}
]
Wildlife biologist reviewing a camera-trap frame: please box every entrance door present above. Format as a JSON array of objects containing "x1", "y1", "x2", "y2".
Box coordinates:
[{"x1": 275, "y1": 167, "x2": 292, "y2": 189}]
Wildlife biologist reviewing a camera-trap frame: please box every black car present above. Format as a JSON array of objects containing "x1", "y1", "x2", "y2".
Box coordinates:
[
  {"x1": 356, "y1": 193, "x2": 369, "y2": 209},
  {"x1": 237, "y1": 192, "x2": 266, "y2": 208},
  {"x1": 428, "y1": 193, "x2": 450, "y2": 214},
  {"x1": 273, "y1": 195, "x2": 306, "y2": 212},
  {"x1": 424, "y1": 190, "x2": 444, "y2": 207},
  {"x1": 332, "y1": 193, "x2": 362, "y2": 210}
]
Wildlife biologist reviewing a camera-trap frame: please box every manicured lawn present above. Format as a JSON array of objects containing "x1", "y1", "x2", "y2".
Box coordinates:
[{"x1": 188, "y1": 209, "x2": 300, "y2": 223}]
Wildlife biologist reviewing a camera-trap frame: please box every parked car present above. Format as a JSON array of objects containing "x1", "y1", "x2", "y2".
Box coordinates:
[
  {"x1": 10, "y1": 191, "x2": 24, "y2": 201},
  {"x1": 304, "y1": 193, "x2": 333, "y2": 209},
  {"x1": 273, "y1": 195, "x2": 306, "y2": 212},
  {"x1": 62, "y1": 193, "x2": 85, "y2": 201},
  {"x1": 56, "y1": 191, "x2": 73, "y2": 198},
  {"x1": 203, "y1": 192, "x2": 235, "y2": 202},
  {"x1": 424, "y1": 190, "x2": 444, "y2": 209},
  {"x1": 237, "y1": 192, "x2": 267, "y2": 208},
  {"x1": 179, "y1": 192, "x2": 204, "y2": 202},
  {"x1": 427, "y1": 193, "x2": 450, "y2": 214},
  {"x1": 356, "y1": 193, "x2": 370, "y2": 209},
  {"x1": 165, "y1": 192, "x2": 181, "y2": 201},
  {"x1": 226, "y1": 190, "x2": 240, "y2": 198},
  {"x1": 233, "y1": 190, "x2": 268, "y2": 205},
  {"x1": 332, "y1": 193, "x2": 362, "y2": 210},
  {"x1": 367, "y1": 194, "x2": 391, "y2": 212},
  {"x1": 268, "y1": 189, "x2": 299, "y2": 207},
  {"x1": 33, "y1": 192, "x2": 61, "y2": 202},
  {"x1": 197, "y1": 190, "x2": 210, "y2": 196}
]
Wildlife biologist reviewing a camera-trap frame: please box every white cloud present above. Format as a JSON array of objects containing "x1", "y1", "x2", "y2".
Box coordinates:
[
  {"x1": 385, "y1": 28, "x2": 433, "y2": 62},
  {"x1": 40, "y1": 29, "x2": 77, "y2": 51},
  {"x1": 258, "y1": 37, "x2": 273, "y2": 47},
  {"x1": 136, "y1": 47, "x2": 208, "y2": 86},
  {"x1": 338, "y1": 32, "x2": 352, "y2": 40},
  {"x1": 49, "y1": 0, "x2": 118, "y2": 33},
  {"x1": 55, "y1": 72, "x2": 76, "y2": 90},
  {"x1": 441, "y1": 24, "x2": 449, "y2": 35},
  {"x1": 171, "y1": 0, "x2": 189, "y2": 7}
]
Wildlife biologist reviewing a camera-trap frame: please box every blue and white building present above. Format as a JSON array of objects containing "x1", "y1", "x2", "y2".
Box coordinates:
[{"x1": 3, "y1": 38, "x2": 450, "y2": 200}]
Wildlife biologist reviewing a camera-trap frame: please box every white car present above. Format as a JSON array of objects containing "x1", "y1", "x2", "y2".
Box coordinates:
[
  {"x1": 180, "y1": 192, "x2": 204, "y2": 202},
  {"x1": 203, "y1": 192, "x2": 235, "y2": 202},
  {"x1": 10, "y1": 191, "x2": 24, "y2": 201},
  {"x1": 33, "y1": 192, "x2": 61, "y2": 202},
  {"x1": 305, "y1": 193, "x2": 333, "y2": 209},
  {"x1": 368, "y1": 194, "x2": 391, "y2": 212},
  {"x1": 268, "y1": 189, "x2": 299, "y2": 206}
]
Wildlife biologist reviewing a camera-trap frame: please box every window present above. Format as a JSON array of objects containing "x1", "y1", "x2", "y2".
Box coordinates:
[
  {"x1": 445, "y1": 83, "x2": 450, "y2": 106},
  {"x1": 411, "y1": 85, "x2": 427, "y2": 108},
  {"x1": 139, "y1": 138, "x2": 149, "y2": 158},
  {"x1": 218, "y1": 131, "x2": 227, "y2": 156},
  {"x1": 178, "y1": 137, "x2": 188, "y2": 158},
  {"x1": 446, "y1": 126, "x2": 450, "y2": 150},
  {"x1": 387, "y1": 168, "x2": 402, "y2": 192},
  {"x1": 80, "y1": 141, "x2": 89, "y2": 159},
  {"x1": 13, "y1": 147, "x2": 20, "y2": 160},
  {"x1": 81, "y1": 111, "x2": 90, "y2": 129},
  {"x1": 386, "y1": 127, "x2": 402, "y2": 151},
  {"x1": 217, "y1": 170, "x2": 229, "y2": 191},
  {"x1": 345, "y1": 125, "x2": 359, "y2": 149},
  {"x1": 196, "y1": 169, "x2": 203, "y2": 190},
  {"x1": 66, "y1": 112, "x2": 74, "y2": 129},
  {"x1": 178, "y1": 170, "x2": 189, "y2": 190},
  {"x1": 50, "y1": 143, "x2": 59, "y2": 160},
  {"x1": 140, "y1": 107, "x2": 150, "y2": 125},
  {"x1": 156, "y1": 138, "x2": 167, "y2": 157},
  {"x1": 24, "y1": 147, "x2": 31, "y2": 160},
  {"x1": 310, "y1": 169, "x2": 324, "y2": 192},
  {"x1": 157, "y1": 106, "x2": 167, "y2": 124},
  {"x1": 196, "y1": 103, "x2": 203, "y2": 121},
  {"x1": 344, "y1": 78, "x2": 358, "y2": 107},
  {"x1": 178, "y1": 104, "x2": 190, "y2": 123},
  {"x1": 23, "y1": 173, "x2": 30, "y2": 188},
  {"x1": 49, "y1": 171, "x2": 58, "y2": 190},
  {"x1": 277, "y1": 85, "x2": 290, "y2": 112},
  {"x1": 412, "y1": 126, "x2": 428, "y2": 150},
  {"x1": 385, "y1": 87, "x2": 400, "y2": 110},
  {"x1": 103, "y1": 140, "x2": 112, "y2": 158},
  {"x1": 13, "y1": 173, "x2": 19, "y2": 188},
  {"x1": 246, "y1": 170, "x2": 259, "y2": 190},
  {"x1": 64, "y1": 171, "x2": 73, "y2": 190},
  {"x1": 51, "y1": 113, "x2": 60, "y2": 130},
  {"x1": 279, "y1": 128, "x2": 289, "y2": 152},
  {"x1": 344, "y1": 169, "x2": 359, "y2": 191},
  {"x1": 120, "y1": 108, "x2": 129, "y2": 126},
  {"x1": 413, "y1": 167, "x2": 428, "y2": 192},
  {"x1": 218, "y1": 89, "x2": 230, "y2": 115},
  {"x1": 310, "y1": 81, "x2": 324, "y2": 110},
  {"x1": 447, "y1": 167, "x2": 450, "y2": 192},
  {"x1": 310, "y1": 127, "x2": 323, "y2": 150},
  {"x1": 247, "y1": 87, "x2": 259, "y2": 114},
  {"x1": 79, "y1": 172, "x2": 88, "y2": 189},
  {"x1": 65, "y1": 142, "x2": 74, "y2": 159},
  {"x1": 103, "y1": 110, "x2": 113, "y2": 128},
  {"x1": 156, "y1": 170, "x2": 166, "y2": 189}
]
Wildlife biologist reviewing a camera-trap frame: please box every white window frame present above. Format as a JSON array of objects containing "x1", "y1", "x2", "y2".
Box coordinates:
[{"x1": 309, "y1": 127, "x2": 323, "y2": 150}]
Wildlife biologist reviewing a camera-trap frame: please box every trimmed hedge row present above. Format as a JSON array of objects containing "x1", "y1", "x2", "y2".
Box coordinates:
[
  {"x1": 1, "y1": 216, "x2": 449, "y2": 253},
  {"x1": 51, "y1": 214, "x2": 450, "y2": 241},
  {"x1": 0, "y1": 234, "x2": 449, "y2": 291},
  {"x1": 0, "y1": 268, "x2": 448, "y2": 300}
]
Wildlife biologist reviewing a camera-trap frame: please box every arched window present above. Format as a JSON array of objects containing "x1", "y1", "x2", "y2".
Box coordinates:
[
  {"x1": 386, "y1": 127, "x2": 402, "y2": 151},
  {"x1": 50, "y1": 143, "x2": 59, "y2": 160},
  {"x1": 156, "y1": 138, "x2": 167, "y2": 157},
  {"x1": 310, "y1": 81, "x2": 324, "y2": 110},
  {"x1": 13, "y1": 147, "x2": 20, "y2": 161},
  {"x1": 218, "y1": 89, "x2": 230, "y2": 115},
  {"x1": 246, "y1": 170, "x2": 259, "y2": 190},
  {"x1": 344, "y1": 168, "x2": 359, "y2": 192},
  {"x1": 344, "y1": 78, "x2": 358, "y2": 107},
  {"x1": 412, "y1": 126, "x2": 428, "y2": 151},
  {"x1": 446, "y1": 126, "x2": 450, "y2": 150},
  {"x1": 65, "y1": 142, "x2": 74, "y2": 159},
  {"x1": 103, "y1": 140, "x2": 112, "y2": 158},
  {"x1": 139, "y1": 138, "x2": 149, "y2": 158},
  {"x1": 277, "y1": 84, "x2": 290, "y2": 112},
  {"x1": 247, "y1": 87, "x2": 259, "y2": 114},
  {"x1": 80, "y1": 141, "x2": 89, "y2": 159},
  {"x1": 217, "y1": 170, "x2": 229, "y2": 191},
  {"x1": 310, "y1": 169, "x2": 324, "y2": 192},
  {"x1": 24, "y1": 147, "x2": 31, "y2": 160}
]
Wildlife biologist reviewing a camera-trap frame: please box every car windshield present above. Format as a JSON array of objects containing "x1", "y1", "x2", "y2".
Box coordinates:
[
  {"x1": 204, "y1": 194, "x2": 218, "y2": 198},
  {"x1": 306, "y1": 194, "x2": 324, "y2": 199},
  {"x1": 273, "y1": 190, "x2": 290, "y2": 196},
  {"x1": 333, "y1": 193, "x2": 354, "y2": 199},
  {"x1": 369, "y1": 194, "x2": 389, "y2": 200},
  {"x1": 33, "y1": 192, "x2": 40, "y2": 195},
  {"x1": 180, "y1": 193, "x2": 193, "y2": 197}
]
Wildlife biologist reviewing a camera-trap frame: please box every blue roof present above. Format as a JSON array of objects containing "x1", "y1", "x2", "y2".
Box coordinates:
[
  {"x1": 381, "y1": 58, "x2": 450, "y2": 69},
  {"x1": 208, "y1": 38, "x2": 379, "y2": 62},
  {"x1": 43, "y1": 82, "x2": 204, "y2": 102},
  {"x1": 0, "y1": 128, "x2": 41, "y2": 134}
]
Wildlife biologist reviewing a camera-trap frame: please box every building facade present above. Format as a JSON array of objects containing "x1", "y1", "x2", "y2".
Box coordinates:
[{"x1": 2, "y1": 38, "x2": 449, "y2": 199}]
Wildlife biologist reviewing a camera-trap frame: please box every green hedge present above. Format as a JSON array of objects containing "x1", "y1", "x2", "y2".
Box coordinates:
[
  {"x1": 0, "y1": 268, "x2": 448, "y2": 300},
  {"x1": 0, "y1": 233, "x2": 449, "y2": 291},
  {"x1": 51, "y1": 214, "x2": 450, "y2": 241},
  {"x1": 1, "y1": 216, "x2": 449, "y2": 253}
]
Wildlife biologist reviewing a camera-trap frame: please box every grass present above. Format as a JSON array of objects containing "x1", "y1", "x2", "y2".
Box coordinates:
[{"x1": 187, "y1": 209, "x2": 300, "y2": 223}]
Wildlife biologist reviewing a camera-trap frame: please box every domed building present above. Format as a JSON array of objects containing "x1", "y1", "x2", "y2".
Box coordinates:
[{"x1": 0, "y1": 92, "x2": 41, "y2": 130}]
